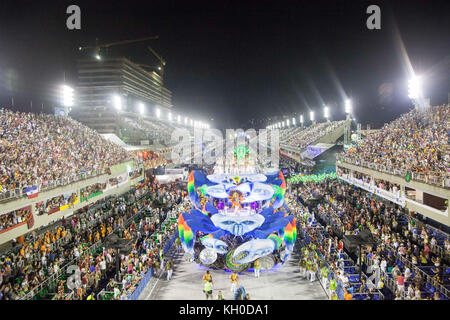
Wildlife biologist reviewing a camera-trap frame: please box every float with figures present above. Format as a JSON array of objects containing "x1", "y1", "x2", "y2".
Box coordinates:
[{"x1": 177, "y1": 166, "x2": 296, "y2": 272}]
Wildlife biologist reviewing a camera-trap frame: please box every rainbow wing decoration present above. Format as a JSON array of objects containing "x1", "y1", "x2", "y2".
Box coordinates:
[
  {"x1": 178, "y1": 213, "x2": 194, "y2": 254},
  {"x1": 282, "y1": 217, "x2": 297, "y2": 251},
  {"x1": 271, "y1": 171, "x2": 286, "y2": 209},
  {"x1": 187, "y1": 171, "x2": 199, "y2": 208},
  {"x1": 267, "y1": 233, "x2": 283, "y2": 250}
]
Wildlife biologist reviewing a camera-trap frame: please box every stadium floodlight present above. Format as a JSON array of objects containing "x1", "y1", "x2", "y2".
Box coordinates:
[
  {"x1": 184, "y1": 117, "x2": 188, "y2": 125},
  {"x1": 286, "y1": 119, "x2": 290, "y2": 127},
  {"x1": 300, "y1": 114, "x2": 304, "y2": 124},
  {"x1": 155, "y1": 107, "x2": 161, "y2": 118},
  {"x1": 190, "y1": 119, "x2": 193, "y2": 126},
  {"x1": 408, "y1": 76, "x2": 422, "y2": 100},
  {"x1": 61, "y1": 85, "x2": 74, "y2": 107},
  {"x1": 113, "y1": 95, "x2": 122, "y2": 111},
  {"x1": 324, "y1": 106, "x2": 329, "y2": 119},
  {"x1": 292, "y1": 117, "x2": 296, "y2": 126},
  {"x1": 310, "y1": 111, "x2": 314, "y2": 122},
  {"x1": 168, "y1": 112, "x2": 172, "y2": 122},
  {"x1": 138, "y1": 102, "x2": 145, "y2": 115},
  {"x1": 177, "y1": 115, "x2": 181, "y2": 123},
  {"x1": 345, "y1": 99, "x2": 352, "y2": 114}
]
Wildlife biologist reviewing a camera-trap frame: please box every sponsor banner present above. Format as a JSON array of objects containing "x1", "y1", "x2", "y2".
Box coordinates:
[
  {"x1": 339, "y1": 175, "x2": 406, "y2": 207},
  {"x1": 81, "y1": 191, "x2": 103, "y2": 203},
  {"x1": 59, "y1": 197, "x2": 80, "y2": 212}
]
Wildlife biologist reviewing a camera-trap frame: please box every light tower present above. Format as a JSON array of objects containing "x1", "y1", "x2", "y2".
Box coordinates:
[
  {"x1": 310, "y1": 111, "x2": 315, "y2": 125},
  {"x1": 324, "y1": 106, "x2": 329, "y2": 122},
  {"x1": 344, "y1": 99, "x2": 352, "y2": 120},
  {"x1": 60, "y1": 84, "x2": 74, "y2": 116},
  {"x1": 408, "y1": 76, "x2": 423, "y2": 110},
  {"x1": 344, "y1": 98, "x2": 353, "y2": 146}
]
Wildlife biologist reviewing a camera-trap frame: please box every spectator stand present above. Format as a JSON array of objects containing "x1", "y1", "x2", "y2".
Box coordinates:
[
  {"x1": 125, "y1": 224, "x2": 178, "y2": 300},
  {"x1": 21, "y1": 189, "x2": 150, "y2": 300}
]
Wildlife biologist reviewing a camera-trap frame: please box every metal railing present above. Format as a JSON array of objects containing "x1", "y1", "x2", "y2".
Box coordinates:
[
  {"x1": 0, "y1": 169, "x2": 107, "y2": 203},
  {"x1": 337, "y1": 155, "x2": 450, "y2": 188}
]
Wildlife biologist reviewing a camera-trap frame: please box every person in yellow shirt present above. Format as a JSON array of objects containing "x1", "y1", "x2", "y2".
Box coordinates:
[
  {"x1": 254, "y1": 259, "x2": 261, "y2": 278},
  {"x1": 230, "y1": 271, "x2": 239, "y2": 293},
  {"x1": 203, "y1": 270, "x2": 212, "y2": 283}
]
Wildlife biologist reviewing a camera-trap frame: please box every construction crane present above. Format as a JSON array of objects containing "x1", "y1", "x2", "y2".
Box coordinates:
[
  {"x1": 147, "y1": 46, "x2": 166, "y2": 78},
  {"x1": 79, "y1": 36, "x2": 159, "y2": 60}
]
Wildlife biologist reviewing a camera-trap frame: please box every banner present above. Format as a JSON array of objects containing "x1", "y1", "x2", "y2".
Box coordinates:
[
  {"x1": 81, "y1": 191, "x2": 103, "y2": 203},
  {"x1": 25, "y1": 186, "x2": 39, "y2": 199}
]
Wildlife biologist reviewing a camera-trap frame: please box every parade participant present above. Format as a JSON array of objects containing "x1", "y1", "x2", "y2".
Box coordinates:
[
  {"x1": 204, "y1": 280, "x2": 213, "y2": 300},
  {"x1": 320, "y1": 264, "x2": 329, "y2": 288},
  {"x1": 230, "y1": 271, "x2": 239, "y2": 293},
  {"x1": 299, "y1": 258, "x2": 307, "y2": 279},
  {"x1": 217, "y1": 290, "x2": 224, "y2": 300},
  {"x1": 254, "y1": 259, "x2": 261, "y2": 278},
  {"x1": 175, "y1": 236, "x2": 182, "y2": 253},
  {"x1": 329, "y1": 275, "x2": 337, "y2": 296},
  {"x1": 203, "y1": 270, "x2": 212, "y2": 283},
  {"x1": 166, "y1": 259, "x2": 173, "y2": 281},
  {"x1": 154, "y1": 259, "x2": 160, "y2": 277}
]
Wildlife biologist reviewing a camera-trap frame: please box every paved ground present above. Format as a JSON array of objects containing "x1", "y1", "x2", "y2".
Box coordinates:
[{"x1": 139, "y1": 249, "x2": 328, "y2": 300}]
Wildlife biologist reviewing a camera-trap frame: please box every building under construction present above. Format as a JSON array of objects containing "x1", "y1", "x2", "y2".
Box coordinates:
[{"x1": 71, "y1": 56, "x2": 172, "y2": 134}]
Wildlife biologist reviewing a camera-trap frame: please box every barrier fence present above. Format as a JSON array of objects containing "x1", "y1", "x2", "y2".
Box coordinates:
[
  {"x1": 127, "y1": 229, "x2": 178, "y2": 300},
  {"x1": 0, "y1": 169, "x2": 107, "y2": 203},
  {"x1": 337, "y1": 155, "x2": 450, "y2": 188}
]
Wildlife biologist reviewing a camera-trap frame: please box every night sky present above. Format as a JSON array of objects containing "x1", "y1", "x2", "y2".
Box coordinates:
[{"x1": 0, "y1": 0, "x2": 448, "y2": 129}]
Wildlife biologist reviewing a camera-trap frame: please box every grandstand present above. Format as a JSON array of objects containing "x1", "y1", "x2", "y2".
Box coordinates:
[
  {"x1": 1, "y1": 102, "x2": 449, "y2": 302},
  {"x1": 336, "y1": 104, "x2": 450, "y2": 226}
]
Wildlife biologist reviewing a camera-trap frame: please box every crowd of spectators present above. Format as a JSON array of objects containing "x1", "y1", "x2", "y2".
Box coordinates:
[
  {"x1": 281, "y1": 120, "x2": 345, "y2": 149},
  {"x1": 290, "y1": 177, "x2": 449, "y2": 300},
  {"x1": 0, "y1": 175, "x2": 189, "y2": 300},
  {"x1": 0, "y1": 208, "x2": 31, "y2": 232},
  {"x1": 80, "y1": 183, "x2": 107, "y2": 200},
  {"x1": 339, "y1": 105, "x2": 449, "y2": 182},
  {"x1": 0, "y1": 108, "x2": 131, "y2": 195}
]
